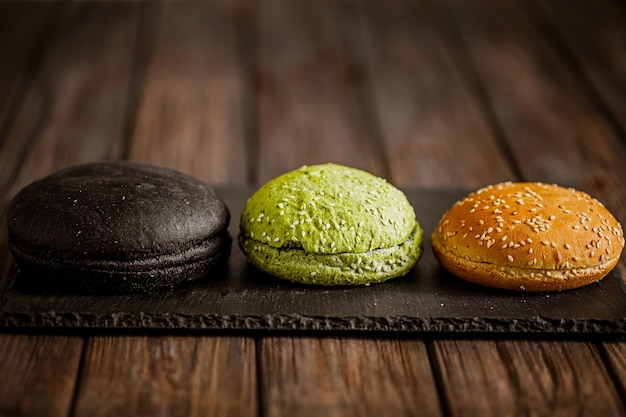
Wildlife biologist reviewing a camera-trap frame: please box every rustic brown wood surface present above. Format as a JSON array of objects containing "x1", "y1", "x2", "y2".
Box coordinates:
[{"x1": 0, "y1": 1, "x2": 625, "y2": 416}]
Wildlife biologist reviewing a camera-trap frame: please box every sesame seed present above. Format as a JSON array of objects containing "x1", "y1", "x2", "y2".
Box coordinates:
[
  {"x1": 274, "y1": 237, "x2": 280, "y2": 242},
  {"x1": 502, "y1": 235, "x2": 508, "y2": 241},
  {"x1": 508, "y1": 255, "x2": 514, "y2": 262},
  {"x1": 529, "y1": 247, "x2": 534, "y2": 254},
  {"x1": 549, "y1": 215, "x2": 556, "y2": 220},
  {"x1": 565, "y1": 244, "x2": 571, "y2": 250},
  {"x1": 278, "y1": 203, "x2": 284, "y2": 209},
  {"x1": 280, "y1": 210, "x2": 285, "y2": 216},
  {"x1": 310, "y1": 271, "x2": 317, "y2": 276}
]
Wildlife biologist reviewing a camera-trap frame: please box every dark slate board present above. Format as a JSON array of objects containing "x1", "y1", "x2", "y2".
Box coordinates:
[{"x1": 1, "y1": 188, "x2": 625, "y2": 335}]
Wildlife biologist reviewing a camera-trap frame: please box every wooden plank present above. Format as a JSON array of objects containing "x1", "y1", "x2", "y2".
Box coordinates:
[
  {"x1": 73, "y1": 336, "x2": 257, "y2": 417},
  {"x1": 530, "y1": 0, "x2": 626, "y2": 137},
  {"x1": 259, "y1": 337, "x2": 442, "y2": 417},
  {"x1": 0, "y1": 3, "x2": 142, "y2": 417},
  {"x1": 255, "y1": 2, "x2": 443, "y2": 415},
  {"x1": 255, "y1": 0, "x2": 387, "y2": 183},
  {"x1": 0, "y1": 3, "x2": 139, "y2": 194},
  {"x1": 442, "y1": 0, "x2": 626, "y2": 214},
  {"x1": 431, "y1": 339, "x2": 625, "y2": 416},
  {"x1": 0, "y1": 2, "x2": 53, "y2": 134},
  {"x1": 344, "y1": 0, "x2": 516, "y2": 188},
  {"x1": 600, "y1": 341, "x2": 626, "y2": 402},
  {"x1": 0, "y1": 2, "x2": 141, "y2": 291},
  {"x1": 127, "y1": 1, "x2": 249, "y2": 185},
  {"x1": 434, "y1": 0, "x2": 626, "y2": 414},
  {"x1": 0, "y1": 335, "x2": 83, "y2": 417},
  {"x1": 69, "y1": 4, "x2": 258, "y2": 416}
]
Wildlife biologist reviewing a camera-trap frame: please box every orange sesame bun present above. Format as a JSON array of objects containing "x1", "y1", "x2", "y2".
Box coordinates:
[{"x1": 431, "y1": 182, "x2": 624, "y2": 292}]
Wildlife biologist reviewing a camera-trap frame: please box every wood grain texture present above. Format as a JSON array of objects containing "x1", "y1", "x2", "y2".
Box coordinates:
[
  {"x1": 0, "y1": 2, "x2": 139, "y2": 198},
  {"x1": 254, "y1": 3, "x2": 445, "y2": 415},
  {"x1": 530, "y1": 0, "x2": 626, "y2": 137},
  {"x1": 600, "y1": 341, "x2": 626, "y2": 403},
  {"x1": 1, "y1": 1, "x2": 625, "y2": 415},
  {"x1": 259, "y1": 337, "x2": 442, "y2": 417},
  {"x1": 0, "y1": 5, "x2": 140, "y2": 417},
  {"x1": 443, "y1": 0, "x2": 626, "y2": 215},
  {"x1": 0, "y1": 2, "x2": 141, "y2": 292},
  {"x1": 73, "y1": 336, "x2": 257, "y2": 417},
  {"x1": 0, "y1": 2, "x2": 53, "y2": 136},
  {"x1": 127, "y1": 1, "x2": 249, "y2": 185},
  {"x1": 0, "y1": 335, "x2": 83, "y2": 417},
  {"x1": 436, "y1": 0, "x2": 626, "y2": 414},
  {"x1": 343, "y1": 0, "x2": 516, "y2": 188},
  {"x1": 104, "y1": 4, "x2": 259, "y2": 416},
  {"x1": 431, "y1": 339, "x2": 625, "y2": 416},
  {"x1": 256, "y1": 0, "x2": 387, "y2": 182}
]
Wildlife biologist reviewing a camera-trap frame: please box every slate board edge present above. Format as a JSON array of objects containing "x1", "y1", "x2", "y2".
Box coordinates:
[{"x1": 1, "y1": 312, "x2": 624, "y2": 334}]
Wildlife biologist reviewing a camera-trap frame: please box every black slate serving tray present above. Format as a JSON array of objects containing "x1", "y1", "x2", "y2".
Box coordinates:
[{"x1": 1, "y1": 188, "x2": 625, "y2": 335}]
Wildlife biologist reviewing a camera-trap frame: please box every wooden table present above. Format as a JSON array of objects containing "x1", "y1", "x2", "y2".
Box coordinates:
[{"x1": 1, "y1": 0, "x2": 625, "y2": 415}]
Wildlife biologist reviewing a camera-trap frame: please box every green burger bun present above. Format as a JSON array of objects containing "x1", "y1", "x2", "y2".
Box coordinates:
[{"x1": 239, "y1": 164, "x2": 423, "y2": 285}]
